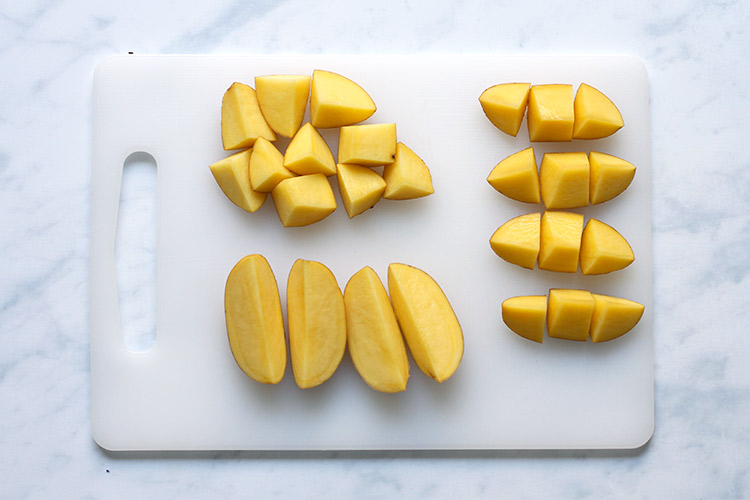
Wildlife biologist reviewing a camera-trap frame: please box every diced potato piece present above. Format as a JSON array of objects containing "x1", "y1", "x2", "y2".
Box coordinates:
[
  {"x1": 283, "y1": 123, "x2": 337, "y2": 176},
  {"x1": 478, "y1": 83, "x2": 531, "y2": 137},
  {"x1": 249, "y1": 137, "x2": 295, "y2": 192},
  {"x1": 502, "y1": 295, "x2": 547, "y2": 344},
  {"x1": 271, "y1": 174, "x2": 337, "y2": 227},
  {"x1": 489, "y1": 213, "x2": 541, "y2": 269},
  {"x1": 338, "y1": 123, "x2": 397, "y2": 166},
  {"x1": 539, "y1": 211, "x2": 583, "y2": 273},
  {"x1": 224, "y1": 254, "x2": 286, "y2": 383},
  {"x1": 388, "y1": 263, "x2": 464, "y2": 383},
  {"x1": 540, "y1": 152, "x2": 590, "y2": 209},
  {"x1": 589, "y1": 151, "x2": 636, "y2": 205},
  {"x1": 221, "y1": 82, "x2": 277, "y2": 150},
  {"x1": 255, "y1": 74, "x2": 311, "y2": 138},
  {"x1": 310, "y1": 70, "x2": 377, "y2": 129},
  {"x1": 547, "y1": 289, "x2": 594, "y2": 341},
  {"x1": 486, "y1": 147, "x2": 540, "y2": 203},
  {"x1": 580, "y1": 218, "x2": 634, "y2": 275},
  {"x1": 209, "y1": 149, "x2": 267, "y2": 212},
  {"x1": 527, "y1": 84, "x2": 574, "y2": 142},
  {"x1": 287, "y1": 259, "x2": 346, "y2": 389},
  {"x1": 344, "y1": 266, "x2": 409, "y2": 393},
  {"x1": 383, "y1": 142, "x2": 434, "y2": 200},
  {"x1": 336, "y1": 163, "x2": 386, "y2": 218},
  {"x1": 590, "y1": 294, "x2": 645, "y2": 343},
  {"x1": 573, "y1": 83, "x2": 624, "y2": 140}
]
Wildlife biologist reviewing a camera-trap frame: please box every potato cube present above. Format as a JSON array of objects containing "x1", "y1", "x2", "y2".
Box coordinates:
[
  {"x1": 209, "y1": 149, "x2": 267, "y2": 212},
  {"x1": 336, "y1": 163, "x2": 386, "y2": 218},
  {"x1": 540, "y1": 152, "x2": 589, "y2": 209},
  {"x1": 489, "y1": 213, "x2": 541, "y2": 269},
  {"x1": 271, "y1": 174, "x2": 337, "y2": 227},
  {"x1": 527, "y1": 84, "x2": 574, "y2": 142},
  {"x1": 580, "y1": 218, "x2": 634, "y2": 275},
  {"x1": 249, "y1": 137, "x2": 295, "y2": 193},
  {"x1": 383, "y1": 142, "x2": 434, "y2": 200},
  {"x1": 573, "y1": 83, "x2": 624, "y2": 140},
  {"x1": 255, "y1": 74, "x2": 311, "y2": 138},
  {"x1": 479, "y1": 83, "x2": 531, "y2": 137},
  {"x1": 283, "y1": 123, "x2": 337, "y2": 176},
  {"x1": 589, "y1": 151, "x2": 636, "y2": 205},
  {"x1": 221, "y1": 82, "x2": 276, "y2": 150},
  {"x1": 502, "y1": 295, "x2": 547, "y2": 343},
  {"x1": 310, "y1": 70, "x2": 376, "y2": 129},
  {"x1": 547, "y1": 289, "x2": 594, "y2": 341},
  {"x1": 338, "y1": 123, "x2": 397, "y2": 166},
  {"x1": 590, "y1": 294, "x2": 645, "y2": 343},
  {"x1": 538, "y1": 211, "x2": 583, "y2": 273},
  {"x1": 486, "y1": 147, "x2": 540, "y2": 204}
]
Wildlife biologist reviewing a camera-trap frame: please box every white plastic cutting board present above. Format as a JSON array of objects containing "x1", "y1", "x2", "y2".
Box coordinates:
[{"x1": 91, "y1": 54, "x2": 653, "y2": 451}]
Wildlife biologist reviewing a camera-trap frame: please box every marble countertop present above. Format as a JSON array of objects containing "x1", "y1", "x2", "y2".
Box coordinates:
[{"x1": 1, "y1": 0, "x2": 749, "y2": 498}]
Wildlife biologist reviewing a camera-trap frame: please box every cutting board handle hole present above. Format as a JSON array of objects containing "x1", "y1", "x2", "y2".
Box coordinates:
[{"x1": 116, "y1": 151, "x2": 157, "y2": 353}]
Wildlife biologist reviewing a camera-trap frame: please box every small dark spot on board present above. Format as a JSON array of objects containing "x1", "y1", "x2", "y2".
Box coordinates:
[
  {"x1": 106, "y1": 469, "x2": 110, "y2": 473},
  {"x1": 128, "y1": 51, "x2": 134, "y2": 54}
]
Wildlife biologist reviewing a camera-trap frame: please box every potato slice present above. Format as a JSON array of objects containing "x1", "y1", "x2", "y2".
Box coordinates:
[
  {"x1": 344, "y1": 266, "x2": 409, "y2": 393},
  {"x1": 388, "y1": 263, "x2": 463, "y2": 383},
  {"x1": 489, "y1": 212, "x2": 541, "y2": 269},
  {"x1": 310, "y1": 70, "x2": 377, "y2": 129},
  {"x1": 255, "y1": 74, "x2": 311, "y2": 138},
  {"x1": 283, "y1": 123, "x2": 337, "y2": 176},
  {"x1": 580, "y1": 218, "x2": 634, "y2": 275},
  {"x1": 547, "y1": 289, "x2": 594, "y2": 341},
  {"x1": 287, "y1": 259, "x2": 346, "y2": 389},
  {"x1": 589, "y1": 151, "x2": 636, "y2": 205},
  {"x1": 209, "y1": 149, "x2": 267, "y2": 212},
  {"x1": 590, "y1": 294, "x2": 645, "y2": 343},
  {"x1": 271, "y1": 174, "x2": 337, "y2": 227},
  {"x1": 540, "y1": 152, "x2": 590, "y2": 209},
  {"x1": 382, "y1": 142, "x2": 434, "y2": 200},
  {"x1": 249, "y1": 137, "x2": 295, "y2": 192},
  {"x1": 538, "y1": 211, "x2": 583, "y2": 273},
  {"x1": 338, "y1": 123, "x2": 397, "y2": 166},
  {"x1": 502, "y1": 295, "x2": 547, "y2": 344},
  {"x1": 478, "y1": 83, "x2": 531, "y2": 137},
  {"x1": 224, "y1": 254, "x2": 286, "y2": 384},
  {"x1": 527, "y1": 84, "x2": 574, "y2": 142},
  {"x1": 221, "y1": 82, "x2": 277, "y2": 150},
  {"x1": 572, "y1": 83, "x2": 624, "y2": 140},
  {"x1": 336, "y1": 163, "x2": 386, "y2": 218},
  {"x1": 486, "y1": 147, "x2": 540, "y2": 203}
]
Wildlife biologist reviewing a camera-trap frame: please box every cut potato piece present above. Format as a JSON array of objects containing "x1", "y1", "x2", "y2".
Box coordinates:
[
  {"x1": 487, "y1": 147, "x2": 540, "y2": 203},
  {"x1": 540, "y1": 152, "x2": 590, "y2": 209},
  {"x1": 502, "y1": 295, "x2": 547, "y2": 344},
  {"x1": 344, "y1": 266, "x2": 409, "y2": 393},
  {"x1": 547, "y1": 289, "x2": 594, "y2": 341},
  {"x1": 590, "y1": 294, "x2": 645, "y2": 343},
  {"x1": 383, "y1": 142, "x2": 434, "y2": 200},
  {"x1": 249, "y1": 137, "x2": 295, "y2": 192},
  {"x1": 271, "y1": 174, "x2": 337, "y2": 227},
  {"x1": 388, "y1": 263, "x2": 463, "y2": 383},
  {"x1": 224, "y1": 254, "x2": 286, "y2": 384},
  {"x1": 283, "y1": 123, "x2": 337, "y2": 176},
  {"x1": 573, "y1": 83, "x2": 624, "y2": 140},
  {"x1": 287, "y1": 259, "x2": 346, "y2": 389},
  {"x1": 527, "y1": 84, "x2": 574, "y2": 142},
  {"x1": 255, "y1": 74, "x2": 311, "y2": 138},
  {"x1": 539, "y1": 211, "x2": 583, "y2": 273},
  {"x1": 580, "y1": 218, "x2": 634, "y2": 275},
  {"x1": 478, "y1": 83, "x2": 531, "y2": 137},
  {"x1": 310, "y1": 70, "x2": 377, "y2": 129},
  {"x1": 209, "y1": 149, "x2": 267, "y2": 212},
  {"x1": 338, "y1": 123, "x2": 397, "y2": 166},
  {"x1": 221, "y1": 82, "x2": 277, "y2": 150},
  {"x1": 336, "y1": 163, "x2": 386, "y2": 218},
  {"x1": 589, "y1": 151, "x2": 636, "y2": 205},
  {"x1": 489, "y1": 212, "x2": 541, "y2": 269}
]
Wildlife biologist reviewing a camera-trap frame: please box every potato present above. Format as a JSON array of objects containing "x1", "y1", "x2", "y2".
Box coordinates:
[
  {"x1": 338, "y1": 123, "x2": 397, "y2": 166},
  {"x1": 589, "y1": 151, "x2": 636, "y2": 205},
  {"x1": 310, "y1": 70, "x2": 377, "y2": 129},
  {"x1": 590, "y1": 294, "x2": 645, "y2": 343},
  {"x1": 489, "y1": 212, "x2": 541, "y2": 269},
  {"x1": 283, "y1": 123, "x2": 337, "y2": 176},
  {"x1": 580, "y1": 218, "x2": 634, "y2": 275},
  {"x1": 221, "y1": 82, "x2": 277, "y2": 150},
  {"x1": 501, "y1": 295, "x2": 547, "y2": 344},
  {"x1": 478, "y1": 83, "x2": 531, "y2": 137},
  {"x1": 540, "y1": 152, "x2": 590, "y2": 209},
  {"x1": 383, "y1": 142, "x2": 434, "y2": 200},
  {"x1": 249, "y1": 137, "x2": 295, "y2": 192},
  {"x1": 209, "y1": 149, "x2": 267, "y2": 212},
  {"x1": 547, "y1": 289, "x2": 594, "y2": 341},
  {"x1": 527, "y1": 84, "x2": 574, "y2": 142},
  {"x1": 255, "y1": 74, "x2": 311, "y2": 138},
  {"x1": 486, "y1": 147, "x2": 540, "y2": 204},
  {"x1": 538, "y1": 211, "x2": 583, "y2": 273},
  {"x1": 271, "y1": 173, "x2": 337, "y2": 227},
  {"x1": 336, "y1": 163, "x2": 386, "y2": 218},
  {"x1": 573, "y1": 83, "x2": 624, "y2": 140}
]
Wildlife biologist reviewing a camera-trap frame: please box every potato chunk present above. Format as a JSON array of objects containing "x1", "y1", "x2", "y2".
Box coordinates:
[
  {"x1": 209, "y1": 149, "x2": 267, "y2": 212},
  {"x1": 527, "y1": 84, "x2": 574, "y2": 142},
  {"x1": 580, "y1": 218, "x2": 634, "y2": 275},
  {"x1": 489, "y1": 212, "x2": 541, "y2": 269},
  {"x1": 572, "y1": 83, "x2": 624, "y2": 140},
  {"x1": 538, "y1": 211, "x2": 583, "y2": 273},
  {"x1": 310, "y1": 70, "x2": 377, "y2": 129},
  {"x1": 547, "y1": 289, "x2": 594, "y2": 341},
  {"x1": 336, "y1": 163, "x2": 386, "y2": 218},
  {"x1": 249, "y1": 137, "x2": 295, "y2": 192},
  {"x1": 283, "y1": 123, "x2": 337, "y2": 176},
  {"x1": 540, "y1": 152, "x2": 590, "y2": 209},
  {"x1": 502, "y1": 295, "x2": 547, "y2": 344},
  {"x1": 255, "y1": 74, "x2": 311, "y2": 138},
  {"x1": 383, "y1": 142, "x2": 434, "y2": 200},
  {"x1": 221, "y1": 82, "x2": 276, "y2": 150},
  {"x1": 487, "y1": 147, "x2": 540, "y2": 203},
  {"x1": 338, "y1": 123, "x2": 397, "y2": 166},
  {"x1": 589, "y1": 151, "x2": 636, "y2": 205},
  {"x1": 478, "y1": 83, "x2": 531, "y2": 137},
  {"x1": 590, "y1": 294, "x2": 645, "y2": 343},
  {"x1": 271, "y1": 174, "x2": 337, "y2": 227}
]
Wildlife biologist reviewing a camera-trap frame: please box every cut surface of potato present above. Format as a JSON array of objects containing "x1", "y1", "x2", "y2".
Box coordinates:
[
  {"x1": 589, "y1": 151, "x2": 636, "y2": 205},
  {"x1": 538, "y1": 211, "x2": 583, "y2": 273},
  {"x1": 209, "y1": 149, "x2": 267, "y2": 212},
  {"x1": 338, "y1": 123, "x2": 397, "y2": 166},
  {"x1": 249, "y1": 137, "x2": 295, "y2": 192},
  {"x1": 540, "y1": 152, "x2": 590, "y2": 209},
  {"x1": 336, "y1": 163, "x2": 386, "y2": 218},
  {"x1": 547, "y1": 289, "x2": 594, "y2": 341},
  {"x1": 271, "y1": 174, "x2": 337, "y2": 227},
  {"x1": 502, "y1": 295, "x2": 547, "y2": 344},
  {"x1": 283, "y1": 122, "x2": 337, "y2": 176},
  {"x1": 527, "y1": 84, "x2": 574, "y2": 142},
  {"x1": 487, "y1": 147, "x2": 540, "y2": 203},
  {"x1": 287, "y1": 259, "x2": 346, "y2": 389},
  {"x1": 478, "y1": 83, "x2": 531, "y2": 137},
  {"x1": 489, "y1": 212, "x2": 541, "y2": 269},
  {"x1": 310, "y1": 70, "x2": 377, "y2": 129},
  {"x1": 344, "y1": 266, "x2": 409, "y2": 393},
  {"x1": 221, "y1": 82, "x2": 277, "y2": 150},
  {"x1": 580, "y1": 218, "x2": 634, "y2": 275},
  {"x1": 224, "y1": 254, "x2": 286, "y2": 383},
  {"x1": 383, "y1": 142, "x2": 434, "y2": 200},
  {"x1": 388, "y1": 263, "x2": 463, "y2": 383},
  {"x1": 255, "y1": 74, "x2": 311, "y2": 138},
  {"x1": 572, "y1": 83, "x2": 624, "y2": 140},
  {"x1": 590, "y1": 294, "x2": 645, "y2": 343}
]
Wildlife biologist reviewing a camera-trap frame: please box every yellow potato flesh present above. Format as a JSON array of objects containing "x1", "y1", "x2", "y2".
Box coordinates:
[
  {"x1": 547, "y1": 289, "x2": 594, "y2": 341},
  {"x1": 580, "y1": 218, "x2": 634, "y2": 275},
  {"x1": 344, "y1": 266, "x2": 409, "y2": 393},
  {"x1": 572, "y1": 83, "x2": 624, "y2": 140},
  {"x1": 209, "y1": 149, "x2": 267, "y2": 212},
  {"x1": 249, "y1": 137, "x2": 295, "y2": 193},
  {"x1": 338, "y1": 123, "x2": 397, "y2": 167},
  {"x1": 255, "y1": 74, "x2": 311, "y2": 138},
  {"x1": 486, "y1": 147, "x2": 540, "y2": 204},
  {"x1": 489, "y1": 212, "x2": 541, "y2": 269},
  {"x1": 224, "y1": 254, "x2": 286, "y2": 384},
  {"x1": 589, "y1": 151, "x2": 636, "y2": 205},
  {"x1": 287, "y1": 259, "x2": 346, "y2": 389},
  {"x1": 502, "y1": 295, "x2": 547, "y2": 343},
  {"x1": 538, "y1": 211, "x2": 583, "y2": 273},
  {"x1": 590, "y1": 294, "x2": 645, "y2": 343},
  {"x1": 383, "y1": 142, "x2": 434, "y2": 200},
  {"x1": 387, "y1": 263, "x2": 463, "y2": 383},
  {"x1": 478, "y1": 83, "x2": 531, "y2": 137},
  {"x1": 336, "y1": 163, "x2": 386, "y2": 218},
  {"x1": 310, "y1": 69, "x2": 377, "y2": 129},
  {"x1": 540, "y1": 152, "x2": 589, "y2": 209},
  {"x1": 283, "y1": 123, "x2": 337, "y2": 176},
  {"x1": 527, "y1": 84, "x2": 574, "y2": 142},
  {"x1": 221, "y1": 82, "x2": 277, "y2": 150},
  {"x1": 271, "y1": 174, "x2": 337, "y2": 227}
]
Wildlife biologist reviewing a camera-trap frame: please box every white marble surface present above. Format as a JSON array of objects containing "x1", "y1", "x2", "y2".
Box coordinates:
[{"x1": 1, "y1": 0, "x2": 749, "y2": 498}]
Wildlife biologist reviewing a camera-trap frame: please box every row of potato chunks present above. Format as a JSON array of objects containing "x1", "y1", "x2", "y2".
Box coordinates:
[{"x1": 210, "y1": 70, "x2": 434, "y2": 226}]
